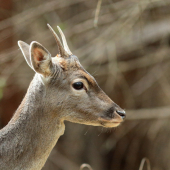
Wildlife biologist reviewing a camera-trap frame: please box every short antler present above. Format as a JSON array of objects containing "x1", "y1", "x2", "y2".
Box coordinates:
[
  {"x1": 47, "y1": 24, "x2": 69, "y2": 57},
  {"x1": 57, "y1": 26, "x2": 72, "y2": 55}
]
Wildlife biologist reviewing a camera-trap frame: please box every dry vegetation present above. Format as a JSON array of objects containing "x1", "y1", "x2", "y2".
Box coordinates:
[{"x1": 0, "y1": 0, "x2": 170, "y2": 170}]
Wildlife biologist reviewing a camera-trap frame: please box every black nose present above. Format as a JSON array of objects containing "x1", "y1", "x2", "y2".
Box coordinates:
[{"x1": 116, "y1": 110, "x2": 126, "y2": 119}]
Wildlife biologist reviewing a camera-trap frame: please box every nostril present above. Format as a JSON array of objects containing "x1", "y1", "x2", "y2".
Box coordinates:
[{"x1": 116, "y1": 110, "x2": 126, "y2": 119}]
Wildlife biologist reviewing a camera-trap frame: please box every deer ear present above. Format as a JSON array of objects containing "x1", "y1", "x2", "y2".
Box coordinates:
[
  {"x1": 30, "y1": 41, "x2": 53, "y2": 76},
  {"x1": 18, "y1": 41, "x2": 32, "y2": 68}
]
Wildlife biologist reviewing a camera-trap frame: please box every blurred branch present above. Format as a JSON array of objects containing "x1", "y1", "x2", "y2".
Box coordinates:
[
  {"x1": 118, "y1": 47, "x2": 170, "y2": 72},
  {"x1": 139, "y1": 158, "x2": 151, "y2": 170},
  {"x1": 94, "y1": 0, "x2": 102, "y2": 28},
  {"x1": 48, "y1": 149, "x2": 79, "y2": 170},
  {"x1": 116, "y1": 17, "x2": 170, "y2": 56},
  {"x1": 80, "y1": 164, "x2": 93, "y2": 170},
  {"x1": 127, "y1": 107, "x2": 170, "y2": 120},
  {"x1": 132, "y1": 63, "x2": 169, "y2": 96},
  {"x1": 0, "y1": 0, "x2": 85, "y2": 32}
]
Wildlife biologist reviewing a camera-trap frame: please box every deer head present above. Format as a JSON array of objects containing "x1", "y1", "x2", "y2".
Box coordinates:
[{"x1": 18, "y1": 24, "x2": 126, "y2": 128}]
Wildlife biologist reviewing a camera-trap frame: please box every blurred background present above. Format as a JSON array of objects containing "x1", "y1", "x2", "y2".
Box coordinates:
[{"x1": 0, "y1": 0, "x2": 170, "y2": 169}]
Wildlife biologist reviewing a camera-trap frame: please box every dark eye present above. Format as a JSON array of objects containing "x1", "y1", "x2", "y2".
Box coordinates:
[{"x1": 72, "y1": 82, "x2": 84, "y2": 90}]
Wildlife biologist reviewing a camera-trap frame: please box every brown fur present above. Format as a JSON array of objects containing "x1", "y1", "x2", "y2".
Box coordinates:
[
  {"x1": 0, "y1": 40, "x2": 125, "y2": 170},
  {"x1": 34, "y1": 48, "x2": 44, "y2": 61}
]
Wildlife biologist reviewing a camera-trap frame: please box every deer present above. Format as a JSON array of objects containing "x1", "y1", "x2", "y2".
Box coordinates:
[{"x1": 0, "y1": 24, "x2": 126, "y2": 170}]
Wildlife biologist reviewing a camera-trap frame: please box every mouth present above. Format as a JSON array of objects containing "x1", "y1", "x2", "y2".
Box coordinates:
[{"x1": 98, "y1": 116, "x2": 123, "y2": 128}]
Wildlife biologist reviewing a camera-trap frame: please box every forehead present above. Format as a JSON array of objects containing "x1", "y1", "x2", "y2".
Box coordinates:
[
  {"x1": 52, "y1": 55, "x2": 96, "y2": 86},
  {"x1": 52, "y1": 55, "x2": 80, "y2": 70}
]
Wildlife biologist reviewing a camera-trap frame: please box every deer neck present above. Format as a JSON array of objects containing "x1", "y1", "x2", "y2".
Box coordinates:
[{"x1": 0, "y1": 74, "x2": 65, "y2": 170}]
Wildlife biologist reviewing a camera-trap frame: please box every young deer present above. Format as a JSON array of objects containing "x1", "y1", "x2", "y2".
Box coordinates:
[{"x1": 0, "y1": 24, "x2": 126, "y2": 170}]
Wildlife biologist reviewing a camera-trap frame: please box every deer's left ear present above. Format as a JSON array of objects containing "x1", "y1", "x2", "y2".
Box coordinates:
[
  {"x1": 30, "y1": 41, "x2": 54, "y2": 77},
  {"x1": 18, "y1": 41, "x2": 32, "y2": 68}
]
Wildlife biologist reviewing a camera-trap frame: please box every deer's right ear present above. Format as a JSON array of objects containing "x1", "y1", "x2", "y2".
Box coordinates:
[
  {"x1": 18, "y1": 41, "x2": 54, "y2": 77},
  {"x1": 29, "y1": 41, "x2": 53, "y2": 77},
  {"x1": 18, "y1": 41, "x2": 32, "y2": 68}
]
